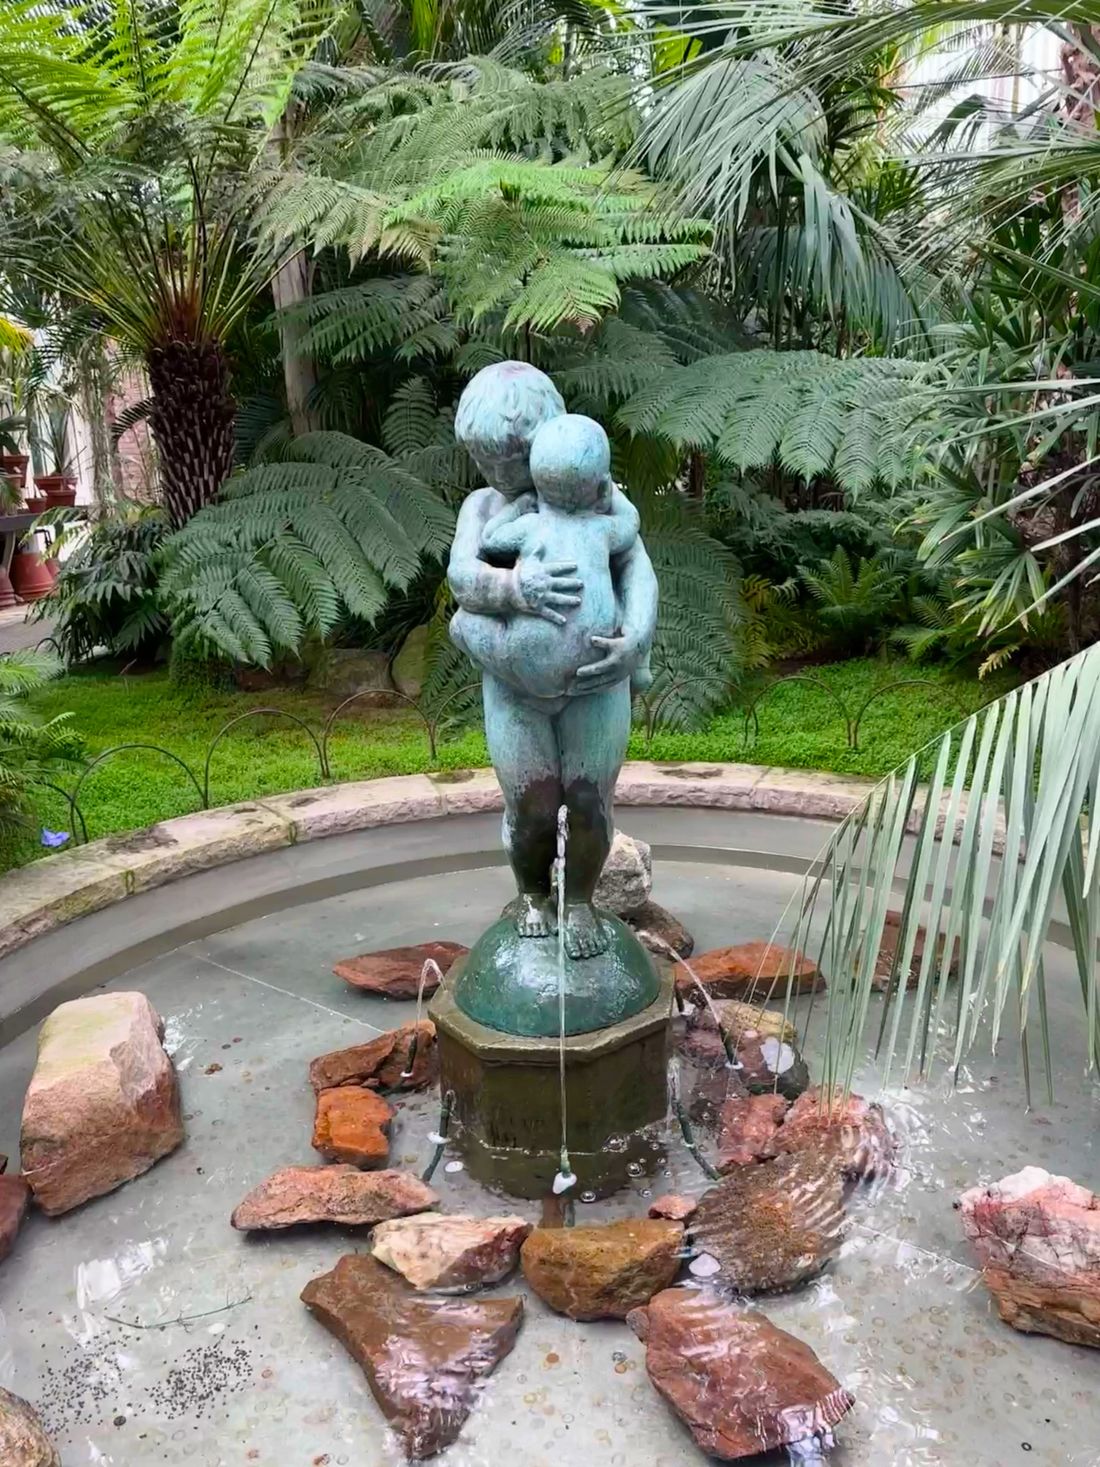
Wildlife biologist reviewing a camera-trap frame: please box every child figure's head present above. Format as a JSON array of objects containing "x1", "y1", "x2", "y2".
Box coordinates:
[
  {"x1": 528, "y1": 414, "x2": 611, "y2": 512},
  {"x1": 454, "y1": 362, "x2": 565, "y2": 498}
]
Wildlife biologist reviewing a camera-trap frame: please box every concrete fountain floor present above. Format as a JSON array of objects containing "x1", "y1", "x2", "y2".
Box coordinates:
[{"x1": 2, "y1": 851, "x2": 1099, "y2": 1467}]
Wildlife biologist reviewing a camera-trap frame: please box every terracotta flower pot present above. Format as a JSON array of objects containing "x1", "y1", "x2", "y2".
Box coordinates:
[
  {"x1": 10, "y1": 547, "x2": 53, "y2": 602},
  {"x1": 0, "y1": 453, "x2": 29, "y2": 489},
  {"x1": 23, "y1": 494, "x2": 49, "y2": 516},
  {"x1": 35, "y1": 474, "x2": 77, "y2": 508}
]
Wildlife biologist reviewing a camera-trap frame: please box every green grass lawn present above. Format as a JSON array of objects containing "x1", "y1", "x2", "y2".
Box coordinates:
[{"x1": 10, "y1": 656, "x2": 1012, "y2": 868}]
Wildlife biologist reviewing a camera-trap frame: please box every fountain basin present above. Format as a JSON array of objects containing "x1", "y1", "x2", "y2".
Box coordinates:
[{"x1": 432, "y1": 964, "x2": 674, "y2": 1198}]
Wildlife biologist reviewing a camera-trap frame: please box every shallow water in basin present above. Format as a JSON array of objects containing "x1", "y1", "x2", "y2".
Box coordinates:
[{"x1": 1, "y1": 855, "x2": 1099, "y2": 1465}]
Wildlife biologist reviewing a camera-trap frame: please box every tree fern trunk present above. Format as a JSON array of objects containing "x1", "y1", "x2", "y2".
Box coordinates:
[{"x1": 146, "y1": 339, "x2": 235, "y2": 530}]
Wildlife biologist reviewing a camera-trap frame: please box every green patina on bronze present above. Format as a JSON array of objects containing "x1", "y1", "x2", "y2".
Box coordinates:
[
  {"x1": 431, "y1": 969, "x2": 674, "y2": 1199},
  {"x1": 452, "y1": 911, "x2": 660, "y2": 1037}
]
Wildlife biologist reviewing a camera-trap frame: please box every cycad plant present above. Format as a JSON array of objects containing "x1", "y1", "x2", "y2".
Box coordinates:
[{"x1": 0, "y1": 0, "x2": 335, "y2": 527}]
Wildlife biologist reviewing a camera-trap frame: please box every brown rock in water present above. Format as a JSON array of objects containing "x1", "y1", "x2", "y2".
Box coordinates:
[
  {"x1": 333, "y1": 942, "x2": 468, "y2": 998},
  {"x1": 959, "y1": 1167, "x2": 1100, "y2": 1348},
  {"x1": 691, "y1": 1151, "x2": 846, "y2": 1292},
  {"x1": 232, "y1": 1165, "x2": 437, "y2": 1230},
  {"x1": 521, "y1": 1218, "x2": 682, "y2": 1320},
  {"x1": 20, "y1": 992, "x2": 183, "y2": 1216},
  {"x1": 309, "y1": 1021, "x2": 437, "y2": 1094},
  {"x1": 717, "y1": 1092, "x2": 789, "y2": 1169},
  {"x1": 626, "y1": 900, "x2": 695, "y2": 959},
  {"x1": 312, "y1": 1087, "x2": 393, "y2": 1167},
  {"x1": 648, "y1": 1194, "x2": 698, "y2": 1223},
  {"x1": 372, "y1": 1213, "x2": 532, "y2": 1291},
  {"x1": 301, "y1": 1253, "x2": 522, "y2": 1458},
  {"x1": 628, "y1": 1290, "x2": 853, "y2": 1460},
  {"x1": 873, "y1": 910, "x2": 960, "y2": 992},
  {"x1": 0, "y1": 1174, "x2": 30, "y2": 1263},
  {"x1": 773, "y1": 1085, "x2": 893, "y2": 1181},
  {"x1": 675, "y1": 942, "x2": 823, "y2": 1003},
  {"x1": 0, "y1": 1387, "x2": 61, "y2": 1466}
]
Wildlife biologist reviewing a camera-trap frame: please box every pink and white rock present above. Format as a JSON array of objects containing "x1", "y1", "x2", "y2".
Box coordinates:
[
  {"x1": 372, "y1": 1213, "x2": 533, "y2": 1291},
  {"x1": 734, "y1": 1030, "x2": 810, "y2": 1099},
  {"x1": 959, "y1": 1167, "x2": 1100, "y2": 1348},
  {"x1": 0, "y1": 1174, "x2": 30, "y2": 1263},
  {"x1": 592, "y1": 830, "x2": 652, "y2": 916},
  {"x1": 0, "y1": 1387, "x2": 61, "y2": 1466},
  {"x1": 231, "y1": 1165, "x2": 437, "y2": 1231},
  {"x1": 20, "y1": 992, "x2": 184, "y2": 1216},
  {"x1": 333, "y1": 942, "x2": 468, "y2": 998},
  {"x1": 773, "y1": 1085, "x2": 893, "y2": 1182},
  {"x1": 628, "y1": 1290, "x2": 854, "y2": 1460},
  {"x1": 717, "y1": 1091, "x2": 789, "y2": 1169}
]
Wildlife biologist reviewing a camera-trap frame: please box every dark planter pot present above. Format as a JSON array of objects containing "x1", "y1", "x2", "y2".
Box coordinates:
[
  {"x1": 0, "y1": 453, "x2": 29, "y2": 489},
  {"x1": 23, "y1": 494, "x2": 49, "y2": 516},
  {"x1": 36, "y1": 475, "x2": 77, "y2": 508},
  {"x1": 10, "y1": 548, "x2": 53, "y2": 602}
]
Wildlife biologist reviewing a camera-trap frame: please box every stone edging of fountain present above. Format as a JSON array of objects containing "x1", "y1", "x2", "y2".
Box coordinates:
[{"x1": 1, "y1": 758, "x2": 985, "y2": 962}]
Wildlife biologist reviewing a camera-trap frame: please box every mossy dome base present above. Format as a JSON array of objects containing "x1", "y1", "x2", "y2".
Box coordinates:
[{"x1": 449, "y1": 910, "x2": 662, "y2": 1037}]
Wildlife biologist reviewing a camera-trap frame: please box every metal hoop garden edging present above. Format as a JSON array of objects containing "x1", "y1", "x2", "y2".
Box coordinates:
[
  {"x1": 321, "y1": 683, "x2": 481, "y2": 769},
  {"x1": 203, "y1": 708, "x2": 328, "y2": 806},
  {"x1": 68, "y1": 744, "x2": 207, "y2": 844},
  {"x1": 743, "y1": 674, "x2": 977, "y2": 752}
]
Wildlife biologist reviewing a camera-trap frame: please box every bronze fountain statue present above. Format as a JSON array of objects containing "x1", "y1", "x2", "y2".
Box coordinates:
[{"x1": 429, "y1": 362, "x2": 673, "y2": 1197}]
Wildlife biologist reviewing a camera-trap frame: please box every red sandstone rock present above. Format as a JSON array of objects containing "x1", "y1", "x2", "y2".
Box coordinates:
[
  {"x1": 959, "y1": 1167, "x2": 1100, "y2": 1348},
  {"x1": 20, "y1": 993, "x2": 184, "y2": 1216},
  {"x1": 521, "y1": 1219, "x2": 683, "y2": 1320},
  {"x1": 0, "y1": 1387, "x2": 61, "y2": 1467},
  {"x1": 333, "y1": 942, "x2": 468, "y2": 998},
  {"x1": 674, "y1": 942, "x2": 823, "y2": 1003},
  {"x1": 628, "y1": 1290, "x2": 853, "y2": 1459},
  {"x1": 0, "y1": 1174, "x2": 30, "y2": 1263},
  {"x1": 691, "y1": 1151, "x2": 846, "y2": 1292},
  {"x1": 301, "y1": 1253, "x2": 522, "y2": 1458},
  {"x1": 231, "y1": 1165, "x2": 437, "y2": 1230},
  {"x1": 717, "y1": 1092, "x2": 789, "y2": 1169},
  {"x1": 773, "y1": 1085, "x2": 893, "y2": 1181},
  {"x1": 648, "y1": 1194, "x2": 698, "y2": 1223},
  {"x1": 372, "y1": 1213, "x2": 532, "y2": 1291},
  {"x1": 312, "y1": 1087, "x2": 393, "y2": 1167},
  {"x1": 309, "y1": 1021, "x2": 437, "y2": 1093}
]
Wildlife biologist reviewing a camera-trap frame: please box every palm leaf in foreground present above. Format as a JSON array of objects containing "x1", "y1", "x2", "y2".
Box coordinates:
[{"x1": 781, "y1": 642, "x2": 1100, "y2": 1100}]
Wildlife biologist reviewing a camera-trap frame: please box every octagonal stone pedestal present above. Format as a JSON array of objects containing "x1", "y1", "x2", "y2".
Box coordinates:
[{"x1": 430, "y1": 965, "x2": 675, "y2": 1200}]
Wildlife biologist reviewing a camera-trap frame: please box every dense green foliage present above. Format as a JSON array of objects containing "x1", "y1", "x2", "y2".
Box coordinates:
[
  {"x1": 6, "y1": 657, "x2": 1001, "y2": 867},
  {"x1": 0, "y1": 651, "x2": 84, "y2": 841}
]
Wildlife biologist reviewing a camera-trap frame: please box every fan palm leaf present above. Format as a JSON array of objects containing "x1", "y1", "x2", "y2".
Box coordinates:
[{"x1": 781, "y1": 642, "x2": 1100, "y2": 1098}]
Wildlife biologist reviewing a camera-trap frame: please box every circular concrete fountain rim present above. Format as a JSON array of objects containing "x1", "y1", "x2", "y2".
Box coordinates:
[{"x1": 0, "y1": 759, "x2": 1013, "y2": 1044}]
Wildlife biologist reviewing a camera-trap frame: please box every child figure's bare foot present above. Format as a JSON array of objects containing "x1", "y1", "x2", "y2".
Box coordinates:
[
  {"x1": 563, "y1": 902, "x2": 609, "y2": 959},
  {"x1": 514, "y1": 893, "x2": 556, "y2": 938}
]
